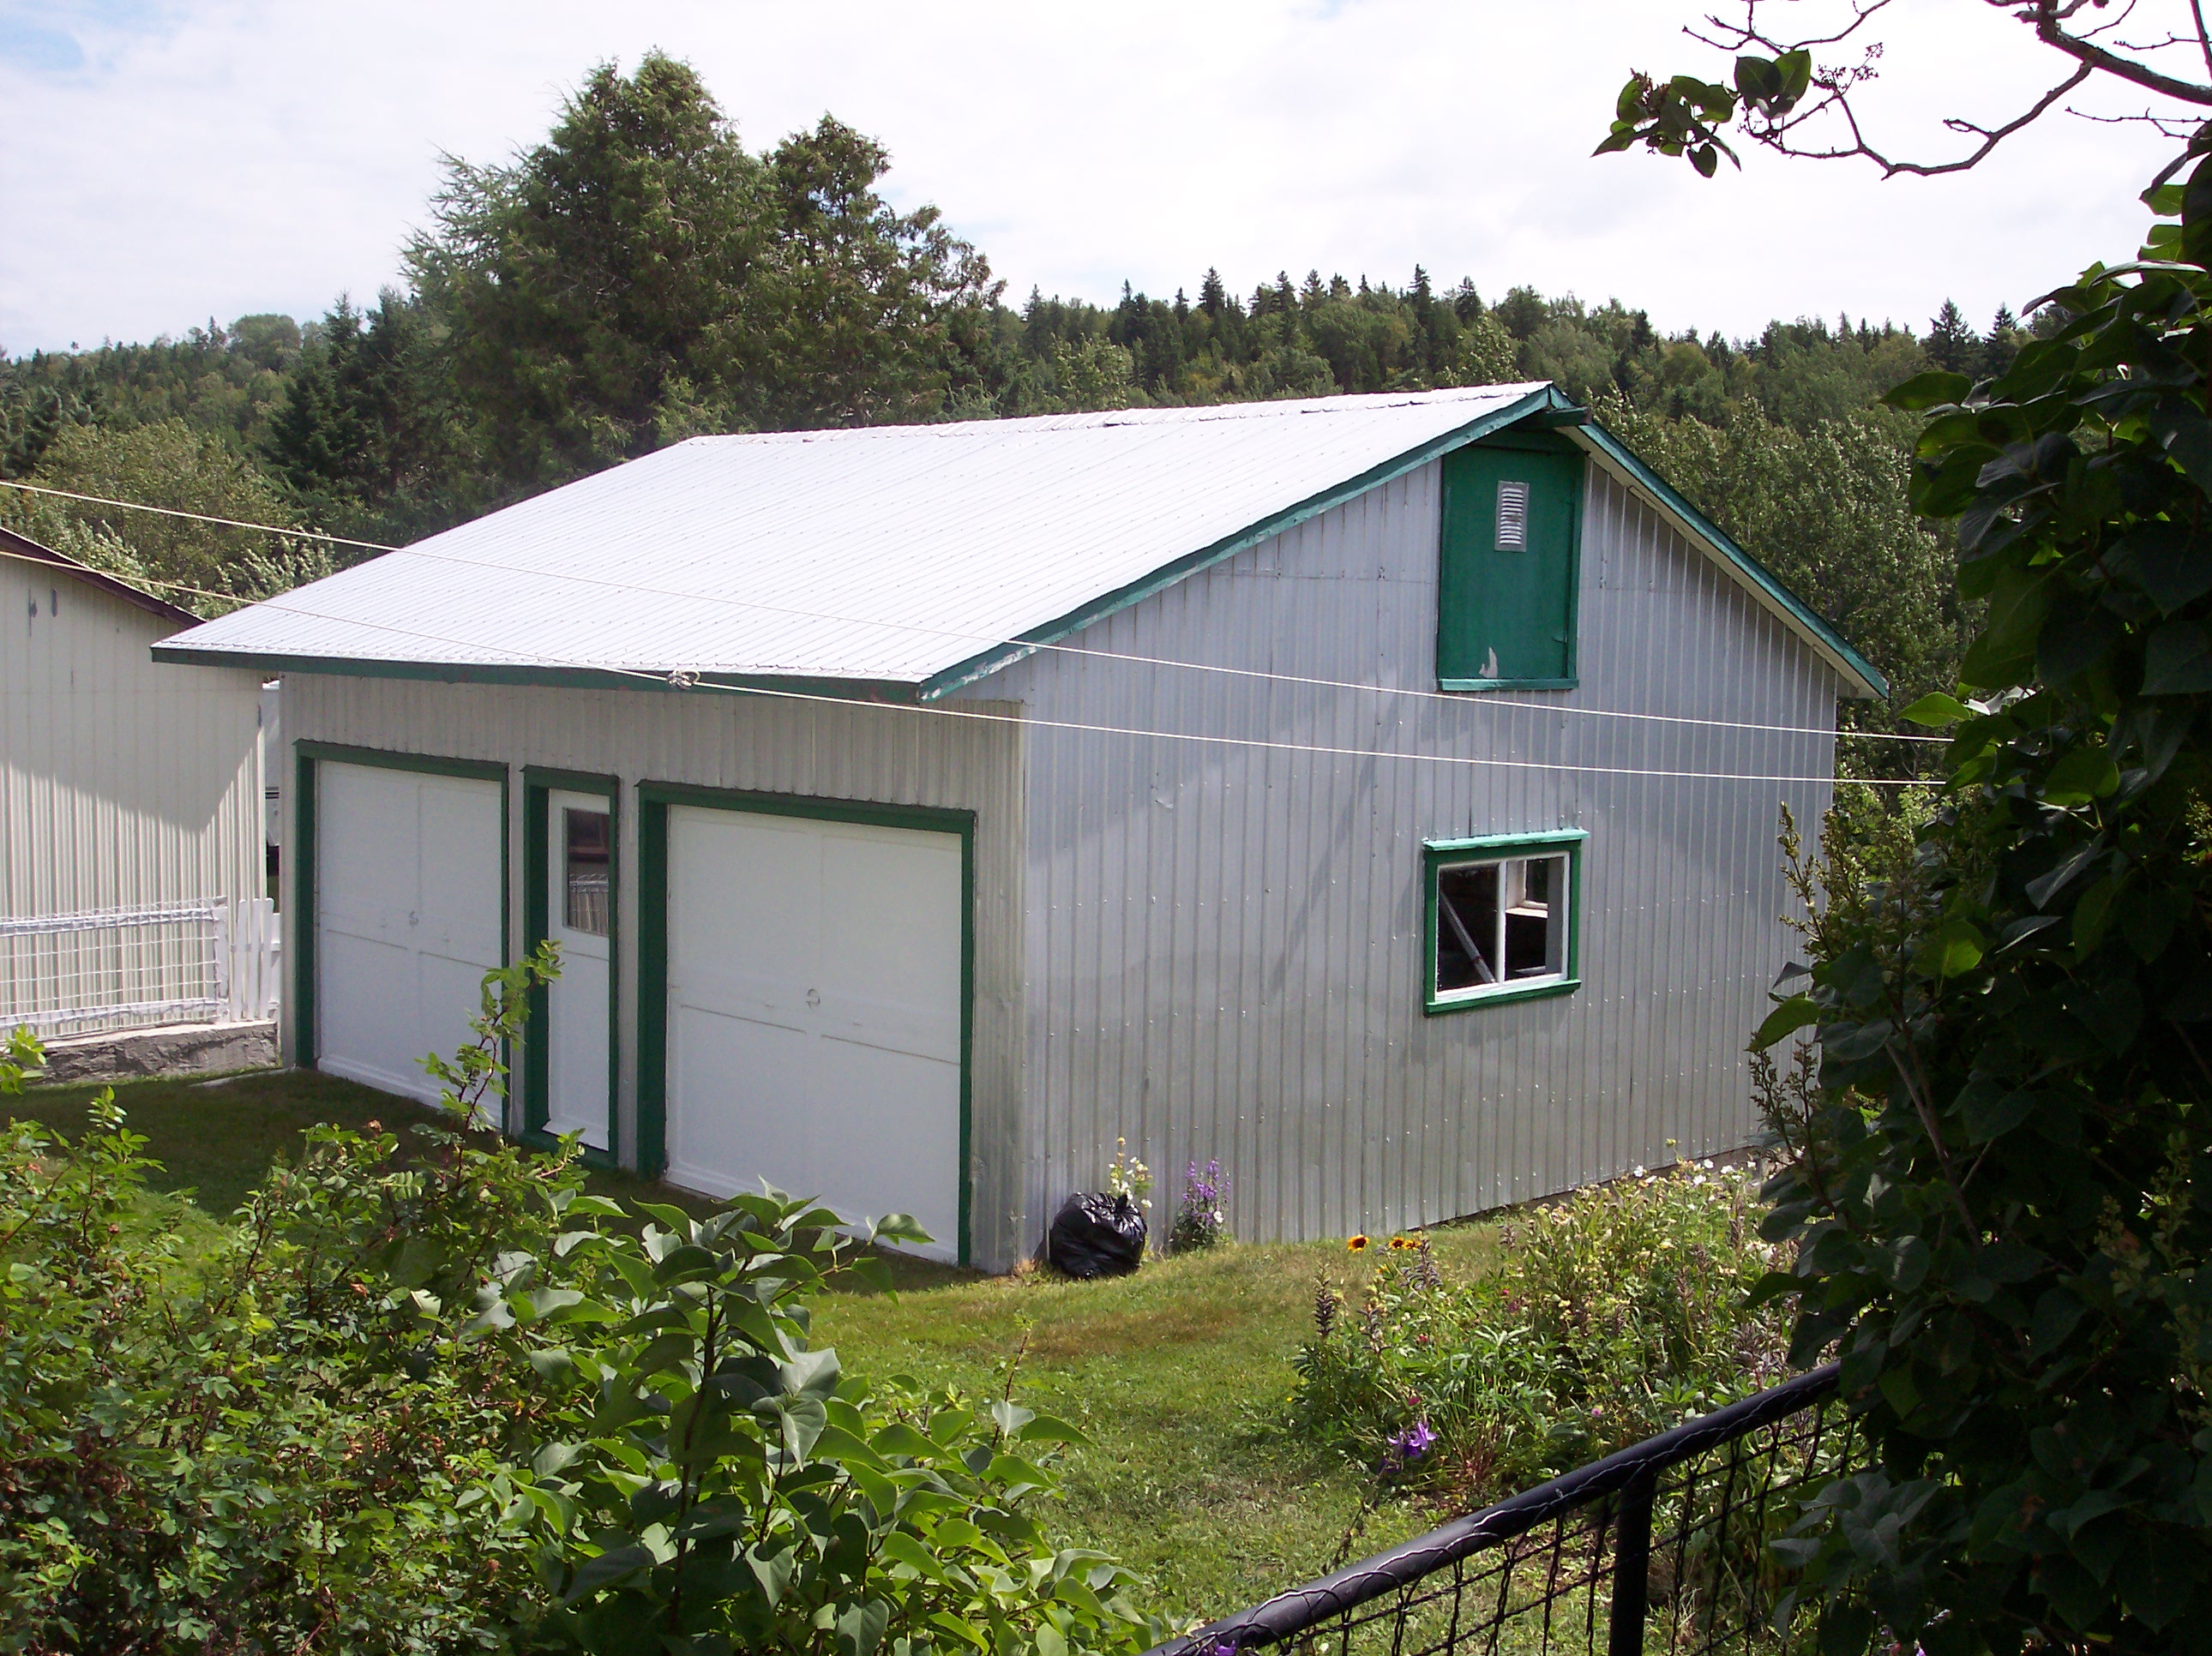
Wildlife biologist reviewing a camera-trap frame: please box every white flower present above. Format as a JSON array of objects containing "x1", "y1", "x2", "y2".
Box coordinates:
[{"x1": 1632, "y1": 1165, "x2": 1646, "y2": 1178}]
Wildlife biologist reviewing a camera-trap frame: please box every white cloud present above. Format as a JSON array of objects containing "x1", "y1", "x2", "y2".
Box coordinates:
[{"x1": 0, "y1": 0, "x2": 2185, "y2": 353}]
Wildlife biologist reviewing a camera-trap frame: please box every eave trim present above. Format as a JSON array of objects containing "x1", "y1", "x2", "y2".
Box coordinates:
[
  {"x1": 0, "y1": 524, "x2": 200, "y2": 627},
  {"x1": 916, "y1": 386, "x2": 1569, "y2": 700},
  {"x1": 147, "y1": 645, "x2": 923, "y2": 704},
  {"x1": 1572, "y1": 424, "x2": 1889, "y2": 699}
]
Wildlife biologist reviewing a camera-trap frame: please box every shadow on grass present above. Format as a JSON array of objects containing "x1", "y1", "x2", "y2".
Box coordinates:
[{"x1": 5, "y1": 1065, "x2": 978, "y2": 1291}]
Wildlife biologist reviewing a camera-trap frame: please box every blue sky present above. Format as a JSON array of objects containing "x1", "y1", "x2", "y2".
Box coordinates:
[{"x1": 0, "y1": 0, "x2": 2185, "y2": 354}]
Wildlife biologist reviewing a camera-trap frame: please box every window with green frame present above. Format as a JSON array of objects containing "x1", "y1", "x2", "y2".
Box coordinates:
[
  {"x1": 1436, "y1": 435, "x2": 1585, "y2": 689},
  {"x1": 1423, "y1": 831, "x2": 1585, "y2": 1013}
]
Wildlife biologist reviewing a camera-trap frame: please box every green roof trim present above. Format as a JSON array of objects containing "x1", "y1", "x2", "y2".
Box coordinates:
[
  {"x1": 917, "y1": 385, "x2": 1568, "y2": 701},
  {"x1": 918, "y1": 385, "x2": 1885, "y2": 704},
  {"x1": 1572, "y1": 423, "x2": 1888, "y2": 699},
  {"x1": 147, "y1": 645, "x2": 925, "y2": 704},
  {"x1": 153, "y1": 384, "x2": 1884, "y2": 705}
]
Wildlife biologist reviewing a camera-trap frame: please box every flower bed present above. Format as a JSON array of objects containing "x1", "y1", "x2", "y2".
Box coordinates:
[{"x1": 1291, "y1": 1161, "x2": 1793, "y2": 1503}]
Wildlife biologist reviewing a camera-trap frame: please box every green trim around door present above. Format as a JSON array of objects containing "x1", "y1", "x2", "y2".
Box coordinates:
[
  {"x1": 1422, "y1": 829, "x2": 1587, "y2": 1017},
  {"x1": 294, "y1": 740, "x2": 510, "y2": 786},
  {"x1": 634, "y1": 781, "x2": 978, "y2": 1268},
  {"x1": 521, "y1": 767, "x2": 620, "y2": 1166},
  {"x1": 290, "y1": 741, "x2": 510, "y2": 1087},
  {"x1": 291, "y1": 746, "x2": 317, "y2": 1067}
]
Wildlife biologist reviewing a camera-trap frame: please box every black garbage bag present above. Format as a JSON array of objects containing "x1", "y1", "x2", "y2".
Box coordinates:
[{"x1": 1047, "y1": 1191, "x2": 1146, "y2": 1279}]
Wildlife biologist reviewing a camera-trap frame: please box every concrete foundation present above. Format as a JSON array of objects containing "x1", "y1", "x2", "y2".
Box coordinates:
[{"x1": 39, "y1": 1020, "x2": 280, "y2": 1085}]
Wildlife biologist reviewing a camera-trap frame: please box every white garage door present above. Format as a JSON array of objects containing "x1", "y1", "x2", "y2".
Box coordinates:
[
  {"x1": 317, "y1": 762, "x2": 503, "y2": 1104},
  {"x1": 665, "y1": 806, "x2": 963, "y2": 1262}
]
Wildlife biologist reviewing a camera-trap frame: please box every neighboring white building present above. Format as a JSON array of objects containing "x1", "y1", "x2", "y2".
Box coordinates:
[
  {"x1": 159, "y1": 385, "x2": 1884, "y2": 1269},
  {"x1": 1, "y1": 525, "x2": 267, "y2": 1037}
]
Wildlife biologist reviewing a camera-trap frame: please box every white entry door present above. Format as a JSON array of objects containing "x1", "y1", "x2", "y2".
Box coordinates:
[
  {"x1": 664, "y1": 806, "x2": 963, "y2": 1262},
  {"x1": 544, "y1": 790, "x2": 611, "y2": 1149},
  {"x1": 316, "y1": 761, "x2": 502, "y2": 1104}
]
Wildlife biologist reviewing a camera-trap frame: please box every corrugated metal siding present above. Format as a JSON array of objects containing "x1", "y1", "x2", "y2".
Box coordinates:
[
  {"x1": 2, "y1": 567, "x2": 262, "y2": 920},
  {"x1": 280, "y1": 677, "x2": 1031, "y2": 1267},
  {"x1": 976, "y1": 460, "x2": 1838, "y2": 1249}
]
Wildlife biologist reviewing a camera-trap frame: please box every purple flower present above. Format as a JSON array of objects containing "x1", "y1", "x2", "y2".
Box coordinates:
[{"x1": 1388, "y1": 1419, "x2": 1437, "y2": 1463}]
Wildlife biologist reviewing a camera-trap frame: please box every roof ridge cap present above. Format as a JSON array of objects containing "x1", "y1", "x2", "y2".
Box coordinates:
[{"x1": 676, "y1": 383, "x2": 1553, "y2": 448}]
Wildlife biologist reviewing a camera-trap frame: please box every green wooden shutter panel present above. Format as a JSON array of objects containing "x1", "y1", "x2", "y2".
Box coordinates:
[{"x1": 1437, "y1": 441, "x2": 1584, "y2": 686}]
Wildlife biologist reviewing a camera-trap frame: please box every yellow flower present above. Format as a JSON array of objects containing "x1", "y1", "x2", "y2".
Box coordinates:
[
  {"x1": 1389, "y1": 1235, "x2": 1414, "y2": 1251},
  {"x1": 1347, "y1": 1234, "x2": 1371, "y2": 1252}
]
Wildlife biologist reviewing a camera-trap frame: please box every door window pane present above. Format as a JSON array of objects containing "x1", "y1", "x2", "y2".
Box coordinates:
[{"x1": 564, "y1": 807, "x2": 610, "y2": 936}]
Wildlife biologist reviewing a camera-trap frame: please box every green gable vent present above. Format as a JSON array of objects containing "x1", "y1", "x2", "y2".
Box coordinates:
[{"x1": 1436, "y1": 436, "x2": 1584, "y2": 689}]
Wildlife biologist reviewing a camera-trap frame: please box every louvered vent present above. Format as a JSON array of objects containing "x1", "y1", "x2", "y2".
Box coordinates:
[{"x1": 1494, "y1": 480, "x2": 1530, "y2": 551}]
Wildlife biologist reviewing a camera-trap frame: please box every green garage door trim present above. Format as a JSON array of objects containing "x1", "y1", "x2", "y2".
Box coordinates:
[
  {"x1": 290, "y1": 740, "x2": 510, "y2": 1077},
  {"x1": 521, "y1": 767, "x2": 621, "y2": 1165},
  {"x1": 634, "y1": 782, "x2": 978, "y2": 1268},
  {"x1": 1437, "y1": 435, "x2": 1586, "y2": 692}
]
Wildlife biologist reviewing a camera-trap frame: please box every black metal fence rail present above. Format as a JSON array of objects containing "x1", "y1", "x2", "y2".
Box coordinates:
[{"x1": 1150, "y1": 1363, "x2": 1851, "y2": 1656}]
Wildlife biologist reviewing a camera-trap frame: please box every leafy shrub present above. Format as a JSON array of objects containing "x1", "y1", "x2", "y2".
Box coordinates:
[
  {"x1": 1290, "y1": 1163, "x2": 1791, "y2": 1502},
  {"x1": 1168, "y1": 1160, "x2": 1229, "y2": 1254},
  {"x1": 500, "y1": 1192, "x2": 1160, "y2": 1656},
  {"x1": 0, "y1": 1102, "x2": 562, "y2": 1652},
  {"x1": 0, "y1": 979, "x2": 1158, "y2": 1654}
]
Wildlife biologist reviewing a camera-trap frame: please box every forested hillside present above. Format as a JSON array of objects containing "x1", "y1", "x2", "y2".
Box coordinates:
[{"x1": 0, "y1": 51, "x2": 2003, "y2": 756}]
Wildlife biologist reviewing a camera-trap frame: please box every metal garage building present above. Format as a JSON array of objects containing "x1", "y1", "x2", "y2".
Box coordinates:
[
  {"x1": 2, "y1": 526, "x2": 267, "y2": 1041},
  {"x1": 157, "y1": 383, "x2": 1884, "y2": 1270}
]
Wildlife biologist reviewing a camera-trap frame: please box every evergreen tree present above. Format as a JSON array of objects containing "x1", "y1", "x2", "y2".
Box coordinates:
[
  {"x1": 265, "y1": 291, "x2": 469, "y2": 543},
  {"x1": 1494, "y1": 286, "x2": 1549, "y2": 340},
  {"x1": 742, "y1": 115, "x2": 1001, "y2": 429},
  {"x1": 406, "y1": 52, "x2": 772, "y2": 487},
  {"x1": 1924, "y1": 298, "x2": 1975, "y2": 373},
  {"x1": 407, "y1": 54, "x2": 995, "y2": 487},
  {"x1": 1981, "y1": 303, "x2": 2023, "y2": 379}
]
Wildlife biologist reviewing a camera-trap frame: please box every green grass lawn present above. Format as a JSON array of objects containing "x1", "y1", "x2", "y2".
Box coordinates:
[
  {"x1": 7, "y1": 1066, "x2": 720, "y2": 1220},
  {"x1": 8, "y1": 1066, "x2": 1494, "y2": 1628},
  {"x1": 814, "y1": 1234, "x2": 1498, "y2": 1625}
]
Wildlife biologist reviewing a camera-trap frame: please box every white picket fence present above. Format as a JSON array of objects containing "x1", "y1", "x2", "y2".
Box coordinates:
[
  {"x1": 215, "y1": 897, "x2": 282, "y2": 1023},
  {"x1": 0, "y1": 897, "x2": 280, "y2": 1039}
]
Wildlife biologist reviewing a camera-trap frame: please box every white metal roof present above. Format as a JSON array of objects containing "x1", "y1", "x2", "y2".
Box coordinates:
[{"x1": 157, "y1": 383, "x2": 1884, "y2": 698}]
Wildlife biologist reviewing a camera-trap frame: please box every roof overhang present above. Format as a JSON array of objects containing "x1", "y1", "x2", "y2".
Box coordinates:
[
  {"x1": 147, "y1": 384, "x2": 1885, "y2": 704},
  {"x1": 917, "y1": 385, "x2": 1572, "y2": 699},
  {"x1": 0, "y1": 525, "x2": 201, "y2": 628},
  {"x1": 1567, "y1": 423, "x2": 1887, "y2": 699},
  {"x1": 918, "y1": 385, "x2": 1885, "y2": 702},
  {"x1": 141, "y1": 645, "x2": 925, "y2": 704}
]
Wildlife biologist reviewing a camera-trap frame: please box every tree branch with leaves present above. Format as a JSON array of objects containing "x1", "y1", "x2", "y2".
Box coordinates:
[{"x1": 1599, "y1": 0, "x2": 2212, "y2": 185}]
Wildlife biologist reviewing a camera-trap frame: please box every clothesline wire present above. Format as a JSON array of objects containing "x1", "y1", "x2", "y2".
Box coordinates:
[
  {"x1": 0, "y1": 545, "x2": 1943, "y2": 789},
  {"x1": 2, "y1": 472, "x2": 1949, "y2": 747},
  {"x1": 0, "y1": 477, "x2": 400, "y2": 552}
]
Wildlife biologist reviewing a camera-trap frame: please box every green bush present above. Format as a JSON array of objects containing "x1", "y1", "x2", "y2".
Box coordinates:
[
  {"x1": 502, "y1": 1193, "x2": 1159, "y2": 1656},
  {"x1": 1290, "y1": 1162, "x2": 1792, "y2": 1502},
  {"x1": 0, "y1": 987, "x2": 1158, "y2": 1654},
  {"x1": 0, "y1": 1102, "x2": 560, "y2": 1652}
]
